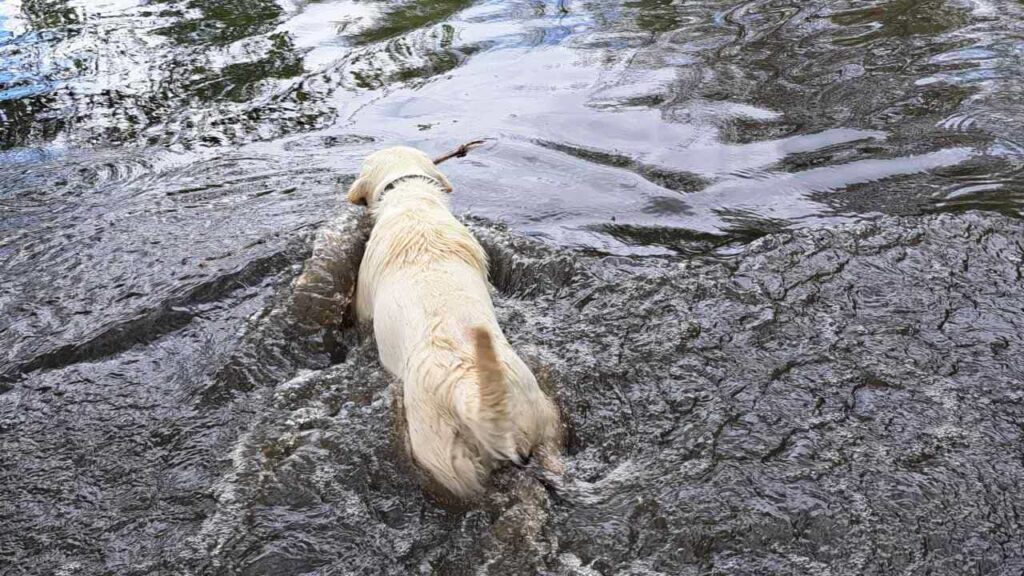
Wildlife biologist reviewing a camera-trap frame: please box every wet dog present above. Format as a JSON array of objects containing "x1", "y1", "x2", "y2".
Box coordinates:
[{"x1": 347, "y1": 146, "x2": 562, "y2": 499}]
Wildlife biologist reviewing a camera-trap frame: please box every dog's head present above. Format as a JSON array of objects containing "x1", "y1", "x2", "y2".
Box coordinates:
[{"x1": 347, "y1": 146, "x2": 453, "y2": 208}]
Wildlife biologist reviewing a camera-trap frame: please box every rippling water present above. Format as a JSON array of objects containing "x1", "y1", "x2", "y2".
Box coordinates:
[
  {"x1": 3, "y1": 0, "x2": 1023, "y2": 251},
  {"x1": 2, "y1": 1, "x2": 1024, "y2": 574}
]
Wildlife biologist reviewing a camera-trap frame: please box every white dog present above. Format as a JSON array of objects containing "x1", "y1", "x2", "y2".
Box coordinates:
[{"x1": 347, "y1": 146, "x2": 562, "y2": 499}]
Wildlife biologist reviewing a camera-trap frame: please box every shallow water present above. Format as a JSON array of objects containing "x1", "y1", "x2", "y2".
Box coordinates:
[{"x1": 2, "y1": 1, "x2": 1024, "y2": 574}]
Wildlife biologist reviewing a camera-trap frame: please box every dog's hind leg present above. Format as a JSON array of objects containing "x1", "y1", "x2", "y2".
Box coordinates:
[{"x1": 405, "y1": 403, "x2": 486, "y2": 499}]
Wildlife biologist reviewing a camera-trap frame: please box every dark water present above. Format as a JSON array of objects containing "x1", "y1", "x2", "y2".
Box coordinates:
[{"x1": 2, "y1": 1, "x2": 1024, "y2": 574}]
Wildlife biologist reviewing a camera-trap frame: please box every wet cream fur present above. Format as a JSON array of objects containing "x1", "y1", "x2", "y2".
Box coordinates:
[{"x1": 347, "y1": 146, "x2": 561, "y2": 499}]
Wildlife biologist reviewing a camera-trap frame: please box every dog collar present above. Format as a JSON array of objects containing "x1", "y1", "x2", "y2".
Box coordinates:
[{"x1": 377, "y1": 174, "x2": 446, "y2": 202}]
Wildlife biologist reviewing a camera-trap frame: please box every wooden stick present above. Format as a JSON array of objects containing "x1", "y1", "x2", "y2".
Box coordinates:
[{"x1": 432, "y1": 139, "x2": 488, "y2": 165}]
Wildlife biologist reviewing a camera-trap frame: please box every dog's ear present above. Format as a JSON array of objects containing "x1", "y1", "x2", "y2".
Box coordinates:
[
  {"x1": 427, "y1": 167, "x2": 454, "y2": 193},
  {"x1": 347, "y1": 177, "x2": 372, "y2": 205}
]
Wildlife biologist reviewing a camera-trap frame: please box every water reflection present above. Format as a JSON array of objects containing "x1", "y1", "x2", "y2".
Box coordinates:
[
  {"x1": 828, "y1": 0, "x2": 970, "y2": 45},
  {"x1": 154, "y1": 0, "x2": 284, "y2": 46},
  {"x1": 0, "y1": 0, "x2": 1021, "y2": 246},
  {"x1": 352, "y1": 0, "x2": 475, "y2": 45}
]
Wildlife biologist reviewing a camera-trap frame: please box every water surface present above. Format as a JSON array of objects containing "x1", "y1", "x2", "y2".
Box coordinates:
[{"x1": 2, "y1": 1, "x2": 1024, "y2": 574}]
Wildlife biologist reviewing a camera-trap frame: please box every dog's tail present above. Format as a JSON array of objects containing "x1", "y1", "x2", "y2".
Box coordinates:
[
  {"x1": 473, "y1": 326, "x2": 508, "y2": 421},
  {"x1": 469, "y1": 326, "x2": 526, "y2": 465}
]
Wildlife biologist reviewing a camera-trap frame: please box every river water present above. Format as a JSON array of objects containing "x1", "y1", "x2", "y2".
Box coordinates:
[{"x1": 1, "y1": 1, "x2": 1023, "y2": 574}]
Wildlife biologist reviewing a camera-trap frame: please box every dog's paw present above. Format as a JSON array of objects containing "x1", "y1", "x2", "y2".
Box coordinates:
[
  {"x1": 507, "y1": 451, "x2": 530, "y2": 468},
  {"x1": 488, "y1": 437, "x2": 528, "y2": 467}
]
